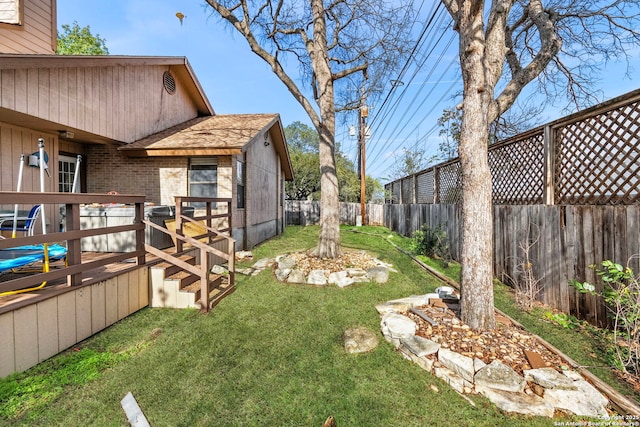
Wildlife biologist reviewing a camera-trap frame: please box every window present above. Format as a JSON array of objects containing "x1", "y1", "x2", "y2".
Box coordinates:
[
  {"x1": 0, "y1": 0, "x2": 22, "y2": 25},
  {"x1": 237, "y1": 158, "x2": 245, "y2": 209},
  {"x1": 59, "y1": 155, "x2": 79, "y2": 193},
  {"x1": 189, "y1": 157, "x2": 217, "y2": 207}
]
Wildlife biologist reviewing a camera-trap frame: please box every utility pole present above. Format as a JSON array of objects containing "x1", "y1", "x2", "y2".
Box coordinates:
[{"x1": 359, "y1": 92, "x2": 368, "y2": 225}]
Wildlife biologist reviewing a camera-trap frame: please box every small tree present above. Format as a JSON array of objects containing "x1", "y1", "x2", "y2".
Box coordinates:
[{"x1": 57, "y1": 21, "x2": 109, "y2": 55}]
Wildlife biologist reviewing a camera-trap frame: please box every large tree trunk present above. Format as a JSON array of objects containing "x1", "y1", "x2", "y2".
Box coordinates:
[
  {"x1": 457, "y1": 0, "x2": 496, "y2": 330},
  {"x1": 311, "y1": 0, "x2": 342, "y2": 258}
]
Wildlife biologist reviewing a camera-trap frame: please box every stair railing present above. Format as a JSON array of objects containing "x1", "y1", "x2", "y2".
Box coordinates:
[{"x1": 143, "y1": 197, "x2": 235, "y2": 312}]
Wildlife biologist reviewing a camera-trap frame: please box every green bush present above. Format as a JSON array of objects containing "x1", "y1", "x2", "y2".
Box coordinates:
[
  {"x1": 411, "y1": 224, "x2": 451, "y2": 264},
  {"x1": 571, "y1": 260, "x2": 640, "y2": 375}
]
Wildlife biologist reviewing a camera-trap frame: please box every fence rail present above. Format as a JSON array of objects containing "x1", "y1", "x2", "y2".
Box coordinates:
[
  {"x1": 385, "y1": 88, "x2": 640, "y2": 206},
  {"x1": 285, "y1": 201, "x2": 384, "y2": 226}
]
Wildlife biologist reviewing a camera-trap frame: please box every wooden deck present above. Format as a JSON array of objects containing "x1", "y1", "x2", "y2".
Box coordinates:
[{"x1": 0, "y1": 251, "x2": 166, "y2": 315}]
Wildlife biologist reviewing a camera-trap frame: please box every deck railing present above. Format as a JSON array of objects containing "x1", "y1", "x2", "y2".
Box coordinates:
[{"x1": 0, "y1": 192, "x2": 146, "y2": 295}]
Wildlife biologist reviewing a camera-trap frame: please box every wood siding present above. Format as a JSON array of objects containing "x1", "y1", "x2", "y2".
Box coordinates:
[
  {"x1": 0, "y1": 121, "x2": 59, "y2": 232},
  {"x1": 0, "y1": 64, "x2": 199, "y2": 142},
  {"x1": 0, "y1": 0, "x2": 55, "y2": 54},
  {"x1": 0, "y1": 267, "x2": 148, "y2": 378}
]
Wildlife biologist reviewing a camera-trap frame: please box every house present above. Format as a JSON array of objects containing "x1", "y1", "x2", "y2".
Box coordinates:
[
  {"x1": 0, "y1": 0, "x2": 293, "y2": 377},
  {"x1": 0, "y1": 0, "x2": 293, "y2": 250}
]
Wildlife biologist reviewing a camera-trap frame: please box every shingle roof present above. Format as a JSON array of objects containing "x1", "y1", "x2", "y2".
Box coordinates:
[
  {"x1": 120, "y1": 114, "x2": 280, "y2": 153},
  {"x1": 119, "y1": 113, "x2": 293, "y2": 180}
]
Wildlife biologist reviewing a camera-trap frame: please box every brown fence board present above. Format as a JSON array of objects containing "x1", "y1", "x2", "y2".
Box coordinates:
[{"x1": 385, "y1": 203, "x2": 639, "y2": 326}]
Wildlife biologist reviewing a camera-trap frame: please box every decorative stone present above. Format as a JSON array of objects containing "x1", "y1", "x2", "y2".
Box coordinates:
[
  {"x1": 524, "y1": 368, "x2": 577, "y2": 390},
  {"x1": 235, "y1": 250, "x2": 253, "y2": 260},
  {"x1": 328, "y1": 271, "x2": 355, "y2": 288},
  {"x1": 252, "y1": 258, "x2": 276, "y2": 269},
  {"x1": 381, "y1": 312, "x2": 417, "y2": 340},
  {"x1": 543, "y1": 374, "x2": 609, "y2": 417},
  {"x1": 346, "y1": 268, "x2": 370, "y2": 282},
  {"x1": 438, "y1": 348, "x2": 475, "y2": 383},
  {"x1": 434, "y1": 365, "x2": 465, "y2": 393},
  {"x1": 307, "y1": 270, "x2": 329, "y2": 285},
  {"x1": 400, "y1": 335, "x2": 440, "y2": 357},
  {"x1": 366, "y1": 266, "x2": 389, "y2": 283},
  {"x1": 236, "y1": 267, "x2": 254, "y2": 276},
  {"x1": 276, "y1": 255, "x2": 297, "y2": 270},
  {"x1": 473, "y1": 357, "x2": 486, "y2": 373},
  {"x1": 286, "y1": 269, "x2": 306, "y2": 284},
  {"x1": 474, "y1": 360, "x2": 526, "y2": 393},
  {"x1": 274, "y1": 268, "x2": 291, "y2": 281},
  {"x1": 343, "y1": 327, "x2": 379, "y2": 354},
  {"x1": 478, "y1": 387, "x2": 554, "y2": 417},
  {"x1": 376, "y1": 295, "x2": 431, "y2": 313},
  {"x1": 211, "y1": 265, "x2": 228, "y2": 275}
]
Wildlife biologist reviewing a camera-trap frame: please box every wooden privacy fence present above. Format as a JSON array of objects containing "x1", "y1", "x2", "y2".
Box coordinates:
[
  {"x1": 385, "y1": 88, "x2": 640, "y2": 206},
  {"x1": 383, "y1": 88, "x2": 640, "y2": 326},
  {"x1": 384, "y1": 202, "x2": 640, "y2": 327},
  {"x1": 285, "y1": 200, "x2": 384, "y2": 226}
]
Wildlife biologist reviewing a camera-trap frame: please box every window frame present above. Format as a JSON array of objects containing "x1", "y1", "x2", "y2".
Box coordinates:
[
  {"x1": 0, "y1": 0, "x2": 23, "y2": 27},
  {"x1": 188, "y1": 157, "x2": 218, "y2": 207}
]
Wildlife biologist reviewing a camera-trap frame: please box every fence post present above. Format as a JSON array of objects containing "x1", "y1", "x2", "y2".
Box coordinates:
[
  {"x1": 543, "y1": 125, "x2": 555, "y2": 205},
  {"x1": 433, "y1": 166, "x2": 440, "y2": 204}
]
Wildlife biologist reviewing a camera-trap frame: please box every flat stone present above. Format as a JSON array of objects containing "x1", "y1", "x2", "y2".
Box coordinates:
[
  {"x1": 399, "y1": 346, "x2": 434, "y2": 372},
  {"x1": 434, "y1": 365, "x2": 465, "y2": 393},
  {"x1": 252, "y1": 258, "x2": 276, "y2": 269},
  {"x1": 346, "y1": 267, "x2": 368, "y2": 277},
  {"x1": 524, "y1": 368, "x2": 577, "y2": 390},
  {"x1": 381, "y1": 312, "x2": 417, "y2": 340},
  {"x1": 400, "y1": 335, "x2": 440, "y2": 357},
  {"x1": 343, "y1": 327, "x2": 379, "y2": 354},
  {"x1": 307, "y1": 269, "x2": 329, "y2": 285},
  {"x1": 274, "y1": 268, "x2": 291, "y2": 281},
  {"x1": 438, "y1": 348, "x2": 475, "y2": 383},
  {"x1": 276, "y1": 255, "x2": 297, "y2": 270},
  {"x1": 235, "y1": 250, "x2": 253, "y2": 260},
  {"x1": 543, "y1": 373, "x2": 609, "y2": 417},
  {"x1": 478, "y1": 387, "x2": 554, "y2": 417},
  {"x1": 378, "y1": 295, "x2": 431, "y2": 313},
  {"x1": 211, "y1": 265, "x2": 228, "y2": 275},
  {"x1": 328, "y1": 271, "x2": 355, "y2": 288},
  {"x1": 236, "y1": 267, "x2": 255, "y2": 276},
  {"x1": 366, "y1": 266, "x2": 389, "y2": 283},
  {"x1": 473, "y1": 357, "x2": 486, "y2": 373},
  {"x1": 286, "y1": 269, "x2": 306, "y2": 284},
  {"x1": 474, "y1": 360, "x2": 526, "y2": 393}
]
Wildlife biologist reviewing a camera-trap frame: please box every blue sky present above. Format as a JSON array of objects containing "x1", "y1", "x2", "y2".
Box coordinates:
[{"x1": 57, "y1": 1, "x2": 640, "y2": 181}]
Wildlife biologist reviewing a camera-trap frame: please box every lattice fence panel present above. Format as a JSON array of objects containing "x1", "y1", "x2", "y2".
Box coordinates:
[
  {"x1": 416, "y1": 170, "x2": 435, "y2": 203},
  {"x1": 489, "y1": 132, "x2": 545, "y2": 204},
  {"x1": 555, "y1": 101, "x2": 640, "y2": 205},
  {"x1": 400, "y1": 177, "x2": 413, "y2": 203},
  {"x1": 389, "y1": 181, "x2": 401, "y2": 203},
  {"x1": 437, "y1": 162, "x2": 462, "y2": 203}
]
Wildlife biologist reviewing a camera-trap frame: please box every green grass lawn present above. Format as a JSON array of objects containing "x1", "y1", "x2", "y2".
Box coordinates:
[{"x1": 1, "y1": 226, "x2": 590, "y2": 426}]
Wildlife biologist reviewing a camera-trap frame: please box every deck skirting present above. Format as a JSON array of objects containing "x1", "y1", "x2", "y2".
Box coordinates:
[{"x1": 0, "y1": 267, "x2": 149, "y2": 378}]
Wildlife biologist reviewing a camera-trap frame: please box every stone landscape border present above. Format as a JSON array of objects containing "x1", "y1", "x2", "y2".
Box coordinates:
[{"x1": 369, "y1": 232, "x2": 640, "y2": 416}]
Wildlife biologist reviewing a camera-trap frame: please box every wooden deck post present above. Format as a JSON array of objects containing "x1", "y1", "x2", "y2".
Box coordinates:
[{"x1": 65, "y1": 202, "x2": 82, "y2": 286}]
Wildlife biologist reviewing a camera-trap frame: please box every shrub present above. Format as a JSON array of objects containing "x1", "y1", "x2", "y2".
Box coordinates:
[
  {"x1": 411, "y1": 224, "x2": 451, "y2": 265},
  {"x1": 571, "y1": 260, "x2": 640, "y2": 375}
]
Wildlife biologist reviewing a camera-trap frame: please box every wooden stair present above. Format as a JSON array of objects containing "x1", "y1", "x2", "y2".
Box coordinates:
[{"x1": 149, "y1": 253, "x2": 235, "y2": 310}]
